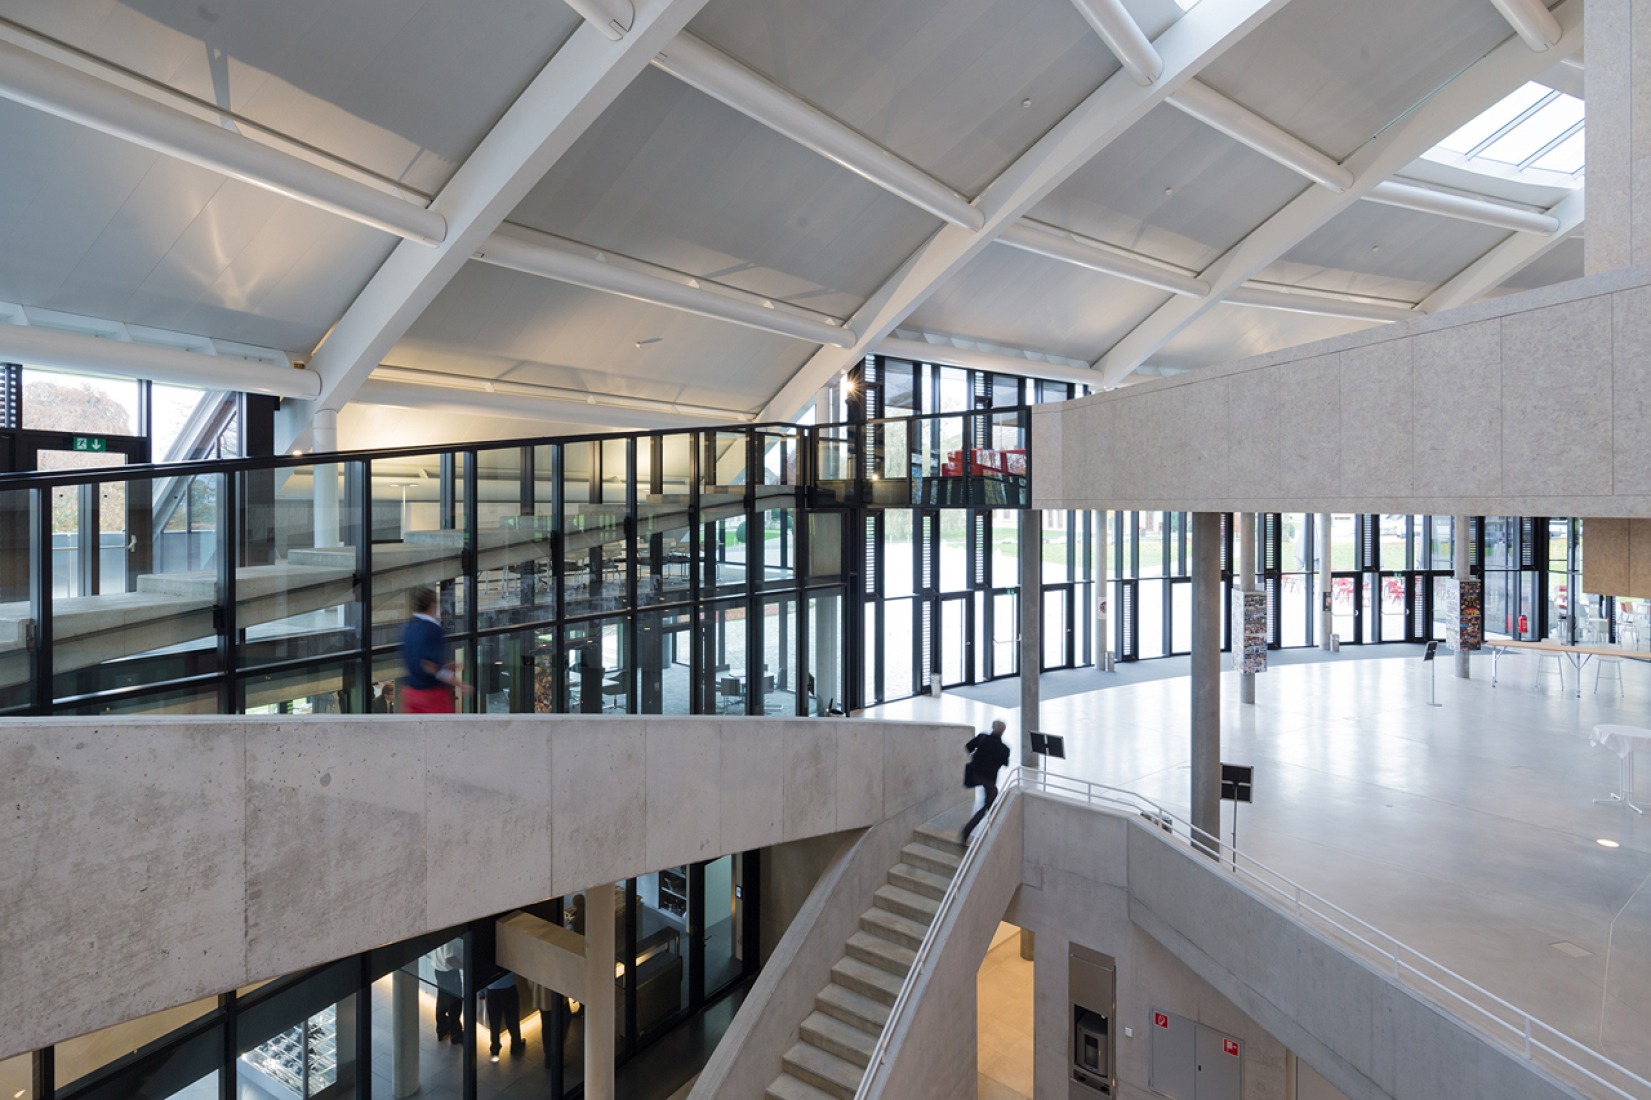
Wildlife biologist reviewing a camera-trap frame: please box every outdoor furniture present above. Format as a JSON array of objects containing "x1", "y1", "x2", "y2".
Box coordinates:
[{"x1": 1591, "y1": 725, "x2": 1651, "y2": 814}]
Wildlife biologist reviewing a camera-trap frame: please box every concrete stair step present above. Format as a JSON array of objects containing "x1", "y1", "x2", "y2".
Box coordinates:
[
  {"x1": 765, "y1": 1072, "x2": 838, "y2": 1100},
  {"x1": 845, "y1": 929, "x2": 916, "y2": 978},
  {"x1": 888, "y1": 861, "x2": 952, "y2": 900},
  {"x1": 900, "y1": 841, "x2": 961, "y2": 877},
  {"x1": 874, "y1": 882, "x2": 939, "y2": 924},
  {"x1": 831, "y1": 954, "x2": 904, "y2": 1006},
  {"x1": 800, "y1": 1010, "x2": 876, "y2": 1068},
  {"x1": 781, "y1": 1040, "x2": 863, "y2": 1099},
  {"x1": 859, "y1": 905, "x2": 931, "y2": 952},
  {"x1": 815, "y1": 982, "x2": 891, "y2": 1035},
  {"x1": 913, "y1": 822, "x2": 968, "y2": 857}
]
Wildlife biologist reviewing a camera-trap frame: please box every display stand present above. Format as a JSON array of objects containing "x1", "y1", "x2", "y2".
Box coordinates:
[{"x1": 1423, "y1": 641, "x2": 1442, "y2": 707}]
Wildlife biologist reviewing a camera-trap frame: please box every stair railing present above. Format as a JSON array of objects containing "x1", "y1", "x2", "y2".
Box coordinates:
[{"x1": 1017, "y1": 767, "x2": 1651, "y2": 1100}]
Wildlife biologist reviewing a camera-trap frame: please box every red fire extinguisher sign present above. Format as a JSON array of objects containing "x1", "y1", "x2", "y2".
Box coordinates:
[
  {"x1": 1223, "y1": 1038, "x2": 1240, "y2": 1057},
  {"x1": 1153, "y1": 1012, "x2": 1169, "y2": 1029}
]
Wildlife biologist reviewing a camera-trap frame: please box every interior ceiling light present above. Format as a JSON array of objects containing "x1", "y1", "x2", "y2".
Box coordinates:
[{"x1": 1597, "y1": 838, "x2": 1621, "y2": 848}]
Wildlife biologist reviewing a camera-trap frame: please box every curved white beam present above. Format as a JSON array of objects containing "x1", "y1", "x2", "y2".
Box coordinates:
[
  {"x1": 1420, "y1": 187, "x2": 1583, "y2": 312},
  {"x1": 0, "y1": 320, "x2": 317, "y2": 399},
  {"x1": 363, "y1": 370, "x2": 752, "y2": 426},
  {"x1": 759, "y1": 0, "x2": 1300, "y2": 422},
  {"x1": 1069, "y1": 0, "x2": 1165, "y2": 84},
  {"x1": 281, "y1": 0, "x2": 714, "y2": 454},
  {"x1": 879, "y1": 336, "x2": 1105, "y2": 388},
  {"x1": 1365, "y1": 179, "x2": 1560, "y2": 234},
  {"x1": 474, "y1": 228, "x2": 856, "y2": 346},
  {"x1": 652, "y1": 34, "x2": 983, "y2": 230},
  {"x1": 562, "y1": 0, "x2": 634, "y2": 40},
  {"x1": 1168, "y1": 79, "x2": 1353, "y2": 191},
  {"x1": 999, "y1": 221, "x2": 1209, "y2": 296},
  {"x1": 0, "y1": 39, "x2": 446, "y2": 245},
  {"x1": 1225, "y1": 284, "x2": 1417, "y2": 322},
  {"x1": 1488, "y1": 0, "x2": 1563, "y2": 51},
  {"x1": 1093, "y1": 0, "x2": 1581, "y2": 388}
]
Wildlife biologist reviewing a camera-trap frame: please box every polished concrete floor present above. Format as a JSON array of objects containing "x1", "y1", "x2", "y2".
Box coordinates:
[{"x1": 868, "y1": 651, "x2": 1651, "y2": 1080}]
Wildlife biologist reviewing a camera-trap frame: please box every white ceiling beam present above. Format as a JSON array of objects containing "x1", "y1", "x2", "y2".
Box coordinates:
[
  {"x1": 367, "y1": 367, "x2": 751, "y2": 423},
  {"x1": 1488, "y1": 0, "x2": 1563, "y2": 51},
  {"x1": 278, "y1": 0, "x2": 714, "y2": 454},
  {"x1": 1167, "y1": 78, "x2": 1352, "y2": 191},
  {"x1": 1364, "y1": 178, "x2": 1560, "y2": 234},
  {"x1": 759, "y1": 0, "x2": 1300, "y2": 421},
  {"x1": 651, "y1": 34, "x2": 982, "y2": 230},
  {"x1": 879, "y1": 335, "x2": 1106, "y2": 388},
  {"x1": 1068, "y1": 0, "x2": 1164, "y2": 85},
  {"x1": 1419, "y1": 186, "x2": 1583, "y2": 312},
  {"x1": 1092, "y1": 0, "x2": 1581, "y2": 388},
  {"x1": 562, "y1": 0, "x2": 634, "y2": 40},
  {"x1": 0, "y1": 312, "x2": 315, "y2": 398},
  {"x1": 999, "y1": 220, "x2": 1209, "y2": 296},
  {"x1": 1225, "y1": 283, "x2": 1418, "y2": 322},
  {"x1": 474, "y1": 226, "x2": 855, "y2": 346},
  {"x1": 0, "y1": 38, "x2": 445, "y2": 245},
  {"x1": 357, "y1": 380, "x2": 740, "y2": 431}
]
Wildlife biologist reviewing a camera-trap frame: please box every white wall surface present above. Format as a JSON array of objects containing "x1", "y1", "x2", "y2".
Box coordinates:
[
  {"x1": 1033, "y1": 261, "x2": 1651, "y2": 519},
  {"x1": 0, "y1": 713, "x2": 963, "y2": 1059}
]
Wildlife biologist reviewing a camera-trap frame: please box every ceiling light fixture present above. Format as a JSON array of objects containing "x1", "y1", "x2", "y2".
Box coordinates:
[{"x1": 1597, "y1": 838, "x2": 1621, "y2": 848}]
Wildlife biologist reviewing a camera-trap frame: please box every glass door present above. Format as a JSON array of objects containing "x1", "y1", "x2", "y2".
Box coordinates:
[
  {"x1": 939, "y1": 593, "x2": 970, "y2": 687},
  {"x1": 1331, "y1": 573, "x2": 1363, "y2": 644}
]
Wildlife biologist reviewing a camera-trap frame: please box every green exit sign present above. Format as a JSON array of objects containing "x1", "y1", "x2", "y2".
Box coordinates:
[{"x1": 72, "y1": 436, "x2": 106, "y2": 453}]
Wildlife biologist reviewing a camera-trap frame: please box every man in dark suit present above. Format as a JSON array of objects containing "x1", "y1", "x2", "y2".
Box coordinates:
[{"x1": 961, "y1": 719, "x2": 1011, "y2": 843}]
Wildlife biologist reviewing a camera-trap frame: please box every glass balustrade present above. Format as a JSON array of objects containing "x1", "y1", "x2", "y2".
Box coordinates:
[{"x1": 0, "y1": 408, "x2": 1027, "y2": 716}]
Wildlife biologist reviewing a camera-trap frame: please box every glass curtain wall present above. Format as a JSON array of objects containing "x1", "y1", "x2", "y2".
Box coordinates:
[
  {"x1": 29, "y1": 860, "x2": 760, "y2": 1100},
  {"x1": 852, "y1": 356, "x2": 1087, "y2": 705}
]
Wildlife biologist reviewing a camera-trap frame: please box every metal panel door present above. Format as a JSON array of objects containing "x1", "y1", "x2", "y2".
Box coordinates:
[
  {"x1": 1148, "y1": 1010, "x2": 1195, "y2": 1099},
  {"x1": 1193, "y1": 1025, "x2": 1242, "y2": 1100}
]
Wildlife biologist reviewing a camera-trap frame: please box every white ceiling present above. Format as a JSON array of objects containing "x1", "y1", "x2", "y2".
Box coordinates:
[{"x1": 0, "y1": 0, "x2": 1588, "y2": 446}]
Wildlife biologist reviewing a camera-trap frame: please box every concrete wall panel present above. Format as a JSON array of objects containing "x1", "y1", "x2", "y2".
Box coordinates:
[
  {"x1": 0, "y1": 722, "x2": 248, "y2": 1055},
  {"x1": 1031, "y1": 261, "x2": 1651, "y2": 517},
  {"x1": 0, "y1": 713, "x2": 964, "y2": 1059},
  {"x1": 245, "y1": 721, "x2": 427, "y2": 980}
]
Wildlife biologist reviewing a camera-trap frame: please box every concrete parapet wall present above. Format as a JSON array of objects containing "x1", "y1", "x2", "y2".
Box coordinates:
[
  {"x1": 0, "y1": 713, "x2": 964, "y2": 1059},
  {"x1": 1032, "y1": 262, "x2": 1651, "y2": 518}
]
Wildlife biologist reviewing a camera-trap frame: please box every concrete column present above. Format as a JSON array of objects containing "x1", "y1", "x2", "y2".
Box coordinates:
[
  {"x1": 1318, "y1": 513, "x2": 1334, "y2": 650},
  {"x1": 1095, "y1": 511, "x2": 1111, "y2": 671},
  {"x1": 1237, "y1": 512, "x2": 1256, "y2": 705},
  {"x1": 311, "y1": 408, "x2": 341, "y2": 549},
  {"x1": 1454, "y1": 515, "x2": 1471, "y2": 680},
  {"x1": 1019, "y1": 508, "x2": 1042, "y2": 763},
  {"x1": 390, "y1": 969, "x2": 420, "y2": 1098},
  {"x1": 1585, "y1": 0, "x2": 1651, "y2": 275},
  {"x1": 584, "y1": 882, "x2": 616, "y2": 1100},
  {"x1": 1191, "y1": 512, "x2": 1222, "y2": 856}
]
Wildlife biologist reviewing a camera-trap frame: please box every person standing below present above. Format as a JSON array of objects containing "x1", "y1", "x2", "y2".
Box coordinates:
[
  {"x1": 961, "y1": 719, "x2": 1012, "y2": 844},
  {"x1": 431, "y1": 940, "x2": 463, "y2": 1044},
  {"x1": 401, "y1": 587, "x2": 472, "y2": 713},
  {"x1": 482, "y1": 969, "x2": 523, "y2": 1061}
]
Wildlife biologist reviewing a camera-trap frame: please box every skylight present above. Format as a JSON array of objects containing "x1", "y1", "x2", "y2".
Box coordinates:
[{"x1": 1434, "y1": 81, "x2": 1585, "y2": 176}]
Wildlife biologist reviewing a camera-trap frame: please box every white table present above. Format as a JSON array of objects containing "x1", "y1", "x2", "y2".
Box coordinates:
[{"x1": 1590, "y1": 724, "x2": 1651, "y2": 814}]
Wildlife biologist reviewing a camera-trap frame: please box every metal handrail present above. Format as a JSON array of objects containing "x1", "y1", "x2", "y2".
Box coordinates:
[
  {"x1": 852, "y1": 778, "x2": 1020, "y2": 1099},
  {"x1": 1015, "y1": 768, "x2": 1651, "y2": 1100}
]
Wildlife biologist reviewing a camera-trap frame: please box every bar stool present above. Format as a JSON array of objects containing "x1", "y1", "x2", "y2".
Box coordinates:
[
  {"x1": 1597, "y1": 654, "x2": 1626, "y2": 696},
  {"x1": 1534, "y1": 652, "x2": 1566, "y2": 691}
]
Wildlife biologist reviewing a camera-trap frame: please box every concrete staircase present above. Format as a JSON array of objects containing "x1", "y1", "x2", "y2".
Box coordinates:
[{"x1": 765, "y1": 813, "x2": 968, "y2": 1100}]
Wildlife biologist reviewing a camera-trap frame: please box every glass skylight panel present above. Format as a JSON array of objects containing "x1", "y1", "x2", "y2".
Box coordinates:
[
  {"x1": 1478, "y1": 93, "x2": 1583, "y2": 165},
  {"x1": 1530, "y1": 126, "x2": 1585, "y2": 174},
  {"x1": 1436, "y1": 82, "x2": 1549, "y2": 155}
]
